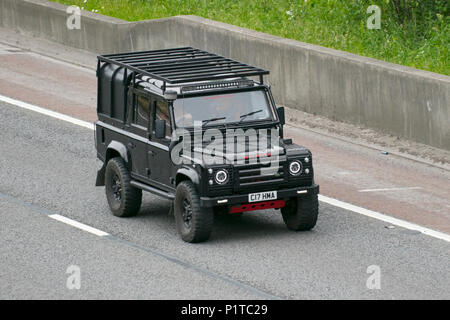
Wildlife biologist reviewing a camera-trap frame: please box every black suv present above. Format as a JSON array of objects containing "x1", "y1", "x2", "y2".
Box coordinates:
[{"x1": 95, "y1": 47, "x2": 319, "y2": 242}]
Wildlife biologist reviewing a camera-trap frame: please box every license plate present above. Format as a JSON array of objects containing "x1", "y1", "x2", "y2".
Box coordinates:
[{"x1": 248, "y1": 191, "x2": 277, "y2": 203}]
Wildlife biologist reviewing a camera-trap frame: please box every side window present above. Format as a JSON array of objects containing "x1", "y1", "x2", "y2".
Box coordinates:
[
  {"x1": 134, "y1": 94, "x2": 150, "y2": 128},
  {"x1": 154, "y1": 100, "x2": 171, "y2": 138}
]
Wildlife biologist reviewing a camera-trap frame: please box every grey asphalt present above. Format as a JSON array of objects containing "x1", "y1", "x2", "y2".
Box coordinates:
[{"x1": 0, "y1": 102, "x2": 449, "y2": 299}]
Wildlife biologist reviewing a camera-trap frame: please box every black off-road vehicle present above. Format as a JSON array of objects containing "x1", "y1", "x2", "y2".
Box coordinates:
[{"x1": 95, "y1": 47, "x2": 319, "y2": 242}]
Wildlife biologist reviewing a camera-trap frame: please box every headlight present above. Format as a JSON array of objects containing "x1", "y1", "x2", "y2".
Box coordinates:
[
  {"x1": 289, "y1": 160, "x2": 302, "y2": 175},
  {"x1": 215, "y1": 169, "x2": 229, "y2": 184}
]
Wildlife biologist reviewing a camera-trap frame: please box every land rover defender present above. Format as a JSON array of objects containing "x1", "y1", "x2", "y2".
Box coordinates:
[{"x1": 95, "y1": 47, "x2": 319, "y2": 243}]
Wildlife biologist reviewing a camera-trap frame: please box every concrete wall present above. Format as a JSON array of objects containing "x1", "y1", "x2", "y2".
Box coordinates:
[{"x1": 1, "y1": 0, "x2": 449, "y2": 150}]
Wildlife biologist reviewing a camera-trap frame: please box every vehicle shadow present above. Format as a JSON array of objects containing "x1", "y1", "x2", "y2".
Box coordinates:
[
  {"x1": 212, "y1": 211, "x2": 291, "y2": 242},
  {"x1": 136, "y1": 195, "x2": 314, "y2": 243}
]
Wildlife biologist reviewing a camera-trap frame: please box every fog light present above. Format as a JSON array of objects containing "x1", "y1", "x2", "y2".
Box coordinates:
[
  {"x1": 208, "y1": 179, "x2": 213, "y2": 185},
  {"x1": 305, "y1": 168, "x2": 310, "y2": 174}
]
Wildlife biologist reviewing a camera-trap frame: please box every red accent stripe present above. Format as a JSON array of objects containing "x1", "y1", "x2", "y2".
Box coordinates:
[{"x1": 230, "y1": 200, "x2": 286, "y2": 213}]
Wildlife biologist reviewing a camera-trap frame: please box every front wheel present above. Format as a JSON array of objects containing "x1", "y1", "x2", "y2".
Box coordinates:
[
  {"x1": 174, "y1": 181, "x2": 213, "y2": 243},
  {"x1": 281, "y1": 194, "x2": 318, "y2": 231}
]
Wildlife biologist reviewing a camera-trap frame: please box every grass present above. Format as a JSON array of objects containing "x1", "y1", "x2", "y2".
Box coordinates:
[{"x1": 53, "y1": 0, "x2": 449, "y2": 75}]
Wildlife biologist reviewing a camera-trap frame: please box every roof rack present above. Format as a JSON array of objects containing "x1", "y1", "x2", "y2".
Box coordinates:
[{"x1": 97, "y1": 47, "x2": 269, "y2": 91}]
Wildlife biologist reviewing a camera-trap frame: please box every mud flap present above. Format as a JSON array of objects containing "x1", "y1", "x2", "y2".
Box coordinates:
[{"x1": 95, "y1": 165, "x2": 106, "y2": 186}]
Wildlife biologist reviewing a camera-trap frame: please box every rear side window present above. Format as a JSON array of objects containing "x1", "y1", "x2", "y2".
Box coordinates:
[
  {"x1": 134, "y1": 95, "x2": 150, "y2": 128},
  {"x1": 154, "y1": 100, "x2": 171, "y2": 138}
]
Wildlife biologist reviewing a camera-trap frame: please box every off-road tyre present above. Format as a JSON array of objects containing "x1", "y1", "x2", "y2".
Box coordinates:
[
  {"x1": 105, "y1": 157, "x2": 142, "y2": 217},
  {"x1": 281, "y1": 194, "x2": 318, "y2": 231},
  {"x1": 174, "y1": 181, "x2": 213, "y2": 243}
]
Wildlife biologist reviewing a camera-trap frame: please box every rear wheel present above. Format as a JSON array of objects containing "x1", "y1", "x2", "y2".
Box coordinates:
[
  {"x1": 174, "y1": 181, "x2": 213, "y2": 243},
  {"x1": 105, "y1": 157, "x2": 142, "y2": 217},
  {"x1": 281, "y1": 194, "x2": 318, "y2": 231}
]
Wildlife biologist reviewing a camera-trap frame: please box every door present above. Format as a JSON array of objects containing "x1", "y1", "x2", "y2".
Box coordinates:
[
  {"x1": 147, "y1": 97, "x2": 173, "y2": 191},
  {"x1": 128, "y1": 91, "x2": 151, "y2": 181}
]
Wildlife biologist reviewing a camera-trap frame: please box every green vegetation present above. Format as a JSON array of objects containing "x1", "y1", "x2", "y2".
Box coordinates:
[{"x1": 54, "y1": 0, "x2": 449, "y2": 75}]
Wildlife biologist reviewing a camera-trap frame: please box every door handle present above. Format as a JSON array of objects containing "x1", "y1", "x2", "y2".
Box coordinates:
[
  {"x1": 148, "y1": 150, "x2": 156, "y2": 157},
  {"x1": 127, "y1": 142, "x2": 136, "y2": 149}
]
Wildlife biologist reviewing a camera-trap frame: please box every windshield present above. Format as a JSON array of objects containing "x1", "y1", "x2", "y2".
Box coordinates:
[{"x1": 173, "y1": 90, "x2": 274, "y2": 128}]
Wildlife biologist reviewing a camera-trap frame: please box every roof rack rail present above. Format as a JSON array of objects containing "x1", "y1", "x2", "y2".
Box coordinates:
[{"x1": 97, "y1": 47, "x2": 269, "y2": 92}]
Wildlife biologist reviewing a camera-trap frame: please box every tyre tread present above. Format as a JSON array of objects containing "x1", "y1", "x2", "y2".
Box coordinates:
[
  {"x1": 281, "y1": 194, "x2": 318, "y2": 231},
  {"x1": 106, "y1": 157, "x2": 142, "y2": 217},
  {"x1": 175, "y1": 181, "x2": 213, "y2": 243}
]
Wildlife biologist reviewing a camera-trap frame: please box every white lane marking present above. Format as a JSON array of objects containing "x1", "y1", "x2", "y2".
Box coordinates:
[
  {"x1": 2, "y1": 95, "x2": 450, "y2": 243},
  {"x1": 48, "y1": 214, "x2": 109, "y2": 237},
  {"x1": 0, "y1": 94, "x2": 94, "y2": 130},
  {"x1": 358, "y1": 186, "x2": 422, "y2": 193},
  {"x1": 319, "y1": 195, "x2": 450, "y2": 243}
]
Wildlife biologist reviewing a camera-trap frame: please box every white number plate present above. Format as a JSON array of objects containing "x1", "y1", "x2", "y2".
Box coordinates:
[{"x1": 248, "y1": 191, "x2": 277, "y2": 203}]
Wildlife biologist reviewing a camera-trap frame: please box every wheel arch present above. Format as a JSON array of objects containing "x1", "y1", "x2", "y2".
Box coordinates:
[
  {"x1": 175, "y1": 167, "x2": 200, "y2": 187},
  {"x1": 96, "y1": 141, "x2": 131, "y2": 186}
]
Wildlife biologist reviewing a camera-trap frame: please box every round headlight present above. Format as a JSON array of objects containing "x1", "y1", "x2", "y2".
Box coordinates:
[
  {"x1": 289, "y1": 161, "x2": 302, "y2": 175},
  {"x1": 215, "y1": 169, "x2": 229, "y2": 184}
]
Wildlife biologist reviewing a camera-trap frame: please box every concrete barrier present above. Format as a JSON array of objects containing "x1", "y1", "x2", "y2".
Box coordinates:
[{"x1": 1, "y1": 0, "x2": 449, "y2": 150}]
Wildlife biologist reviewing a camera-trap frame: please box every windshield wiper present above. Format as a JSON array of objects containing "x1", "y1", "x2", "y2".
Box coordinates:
[
  {"x1": 202, "y1": 117, "x2": 226, "y2": 126},
  {"x1": 239, "y1": 109, "x2": 263, "y2": 122}
]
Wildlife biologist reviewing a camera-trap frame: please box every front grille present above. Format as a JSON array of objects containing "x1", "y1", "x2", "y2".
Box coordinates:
[
  {"x1": 206, "y1": 156, "x2": 313, "y2": 196},
  {"x1": 236, "y1": 157, "x2": 313, "y2": 192},
  {"x1": 235, "y1": 162, "x2": 286, "y2": 192},
  {"x1": 238, "y1": 165, "x2": 284, "y2": 186}
]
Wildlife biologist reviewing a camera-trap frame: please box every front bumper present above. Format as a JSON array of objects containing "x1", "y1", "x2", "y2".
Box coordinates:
[{"x1": 200, "y1": 184, "x2": 319, "y2": 207}]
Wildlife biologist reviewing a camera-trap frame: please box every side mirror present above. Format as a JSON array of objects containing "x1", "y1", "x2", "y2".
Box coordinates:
[
  {"x1": 277, "y1": 106, "x2": 285, "y2": 125},
  {"x1": 154, "y1": 119, "x2": 166, "y2": 139}
]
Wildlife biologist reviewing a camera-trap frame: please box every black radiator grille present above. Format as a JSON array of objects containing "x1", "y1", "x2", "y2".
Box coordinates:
[{"x1": 236, "y1": 163, "x2": 285, "y2": 189}]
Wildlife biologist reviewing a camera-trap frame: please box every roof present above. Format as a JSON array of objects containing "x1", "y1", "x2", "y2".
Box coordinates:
[{"x1": 97, "y1": 47, "x2": 269, "y2": 86}]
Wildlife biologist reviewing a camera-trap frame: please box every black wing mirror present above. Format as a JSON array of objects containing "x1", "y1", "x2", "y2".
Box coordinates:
[
  {"x1": 154, "y1": 119, "x2": 166, "y2": 139},
  {"x1": 277, "y1": 106, "x2": 285, "y2": 125}
]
